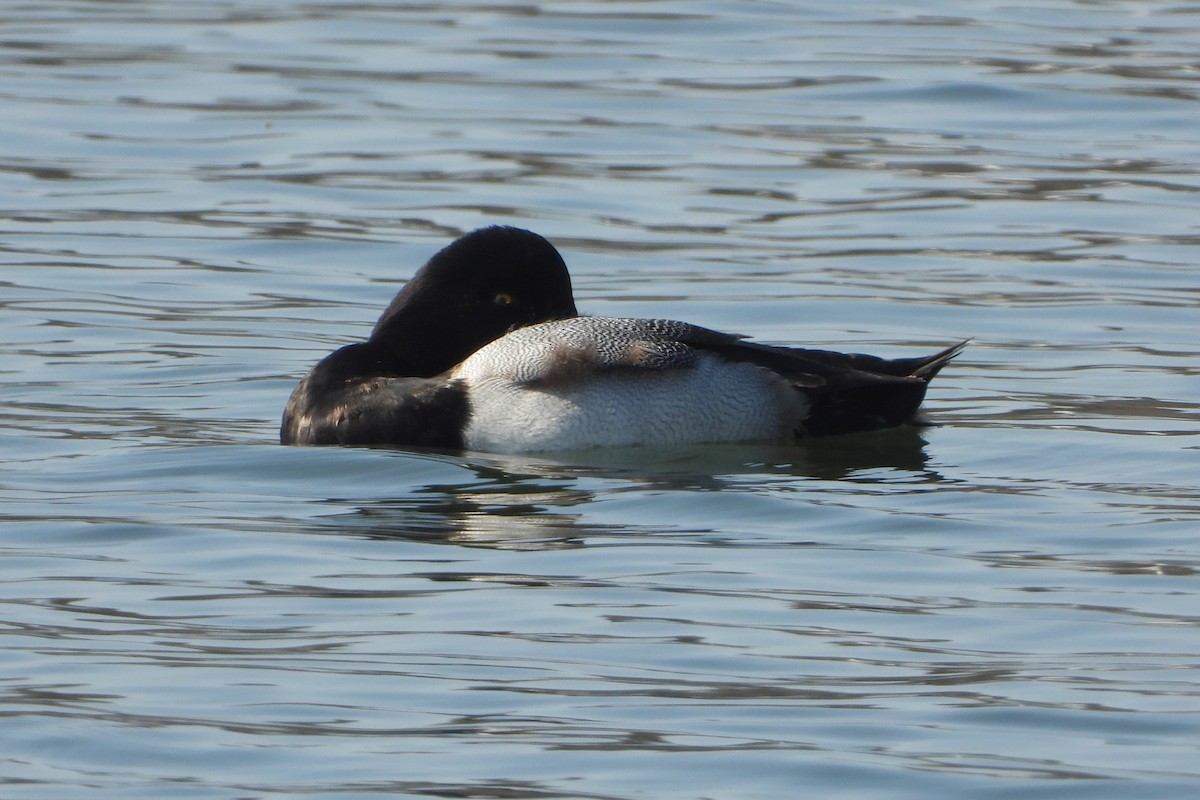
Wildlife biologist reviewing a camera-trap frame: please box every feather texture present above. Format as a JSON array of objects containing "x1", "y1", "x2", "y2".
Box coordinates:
[{"x1": 453, "y1": 317, "x2": 807, "y2": 453}]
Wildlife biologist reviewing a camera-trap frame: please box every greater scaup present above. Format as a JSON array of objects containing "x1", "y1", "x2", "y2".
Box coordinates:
[{"x1": 281, "y1": 226, "x2": 966, "y2": 452}]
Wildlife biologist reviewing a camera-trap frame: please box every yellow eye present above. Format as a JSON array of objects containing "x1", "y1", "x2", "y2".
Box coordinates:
[{"x1": 493, "y1": 292, "x2": 515, "y2": 306}]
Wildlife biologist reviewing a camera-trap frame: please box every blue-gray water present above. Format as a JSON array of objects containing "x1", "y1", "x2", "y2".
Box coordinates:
[{"x1": 3, "y1": 2, "x2": 1199, "y2": 798}]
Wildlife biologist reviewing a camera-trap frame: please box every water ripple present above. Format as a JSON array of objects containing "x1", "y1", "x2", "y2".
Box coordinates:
[{"x1": 2, "y1": 1, "x2": 1200, "y2": 799}]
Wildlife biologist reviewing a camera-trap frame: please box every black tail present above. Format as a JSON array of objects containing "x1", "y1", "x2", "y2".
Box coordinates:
[
  {"x1": 875, "y1": 339, "x2": 970, "y2": 380},
  {"x1": 799, "y1": 340, "x2": 969, "y2": 436},
  {"x1": 709, "y1": 338, "x2": 970, "y2": 437}
]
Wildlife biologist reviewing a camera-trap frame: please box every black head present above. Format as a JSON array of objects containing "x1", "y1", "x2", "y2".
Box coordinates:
[{"x1": 369, "y1": 226, "x2": 578, "y2": 376}]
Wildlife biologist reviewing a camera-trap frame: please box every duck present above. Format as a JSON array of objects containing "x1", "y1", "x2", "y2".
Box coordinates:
[{"x1": 281, "y1": 226, "x2": 966, "y2": 453}]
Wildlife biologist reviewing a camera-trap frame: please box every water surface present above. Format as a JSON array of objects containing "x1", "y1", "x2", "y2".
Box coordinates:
[{"x1": 2, "y1": 2, "x2": 1199, "y2": 798}]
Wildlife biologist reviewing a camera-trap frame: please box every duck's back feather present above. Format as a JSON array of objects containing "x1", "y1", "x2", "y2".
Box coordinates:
[{"x1": 452, "y1": 317, "x2": 739, "y2": 384}]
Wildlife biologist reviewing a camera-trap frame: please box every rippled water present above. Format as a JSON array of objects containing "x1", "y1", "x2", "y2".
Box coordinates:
[{"x1": 3, "y1": 2, "x2": 1199, "y2": 798}]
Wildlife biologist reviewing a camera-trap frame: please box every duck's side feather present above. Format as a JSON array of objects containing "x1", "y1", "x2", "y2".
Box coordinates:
[
  {"x1": 458, "y1": 354, "x2": 805, "y2": 453},
  {"x1": 449, "y1": 317, "x2": 804, "y2": 452}
]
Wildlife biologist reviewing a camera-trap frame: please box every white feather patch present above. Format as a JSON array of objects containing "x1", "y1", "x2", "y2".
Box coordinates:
[{"x1": 452, "y1": 318, "x2": 806, "y2": 453}]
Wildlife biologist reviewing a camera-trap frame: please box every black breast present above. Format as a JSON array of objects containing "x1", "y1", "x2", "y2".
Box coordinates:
[{"x1": 281, "y1": 343, "x2": 470, "y2": 448}]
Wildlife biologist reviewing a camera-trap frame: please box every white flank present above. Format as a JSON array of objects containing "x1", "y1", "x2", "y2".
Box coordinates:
[{"x1": 452, "y1": 318, "x2": 807, "y2": 454}]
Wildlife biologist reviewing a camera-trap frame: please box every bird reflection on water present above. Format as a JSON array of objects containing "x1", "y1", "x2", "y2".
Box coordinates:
[{"x1": 312, "y1": 427, "x2": 946, "y2": 550}]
